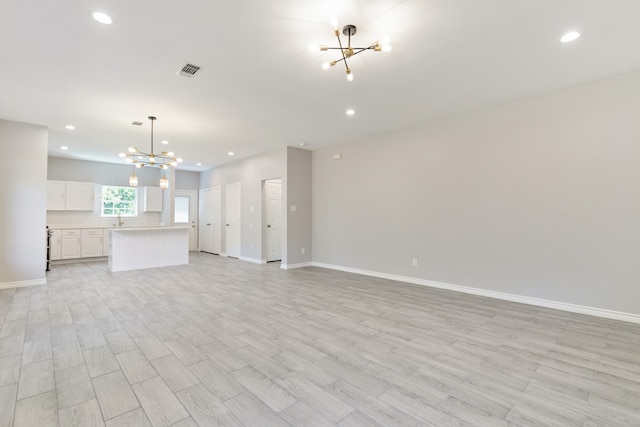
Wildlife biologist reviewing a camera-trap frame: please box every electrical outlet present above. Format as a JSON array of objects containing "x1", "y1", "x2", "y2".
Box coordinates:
[
  {"x1": 301, "y1": 248, "x2": 305, "y2": 254},
  {"x1": 412, "y1": 258, "x2": 418, "y2": 267}
]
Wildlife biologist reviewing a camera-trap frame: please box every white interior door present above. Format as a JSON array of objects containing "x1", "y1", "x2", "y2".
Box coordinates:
[
  {"x1": 264, "y1": 179, "x2": 282, "y2": 262},
  {"x1": 198, "y1": 187, "x2": 221, "y2": 254},
  {"x1": 225, "y1": 182, "x2": 241, "y2": 258},
  {"x1": 174, "y1": 190, "x2": 197, "y2": 251}
]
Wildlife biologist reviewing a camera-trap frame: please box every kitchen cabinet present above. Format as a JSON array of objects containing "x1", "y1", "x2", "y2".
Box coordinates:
[
  {"x1": 49, "y1": 229, "x2": 61, "y2": 260},
  {"x1": 47, "y1": 181, "x2": 96, "y2": 211},
  {"x1": 61, "y1": 229, "x2": 82, "y2": 259},
  {"x1": 81, "y1": 229, "x2": 103, "y2": 258},
  {"x1": 144, "y1": 186, "x2": 162, "y2": 212},
  {"x1": 47, "y1": 181, "x2": 66, "y2": 210},
  {"x1": 66, "y1": 182, "x2": 95, "y2": 211}
]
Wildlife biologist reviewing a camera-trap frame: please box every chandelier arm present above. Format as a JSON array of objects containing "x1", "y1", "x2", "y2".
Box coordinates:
[
  {"x1": 345, "y1": 47, "x2": 371, "y2": 59},
  {"x1": 335, "y1": 31, "x2": 350, "y2": 71},
  {"x1": 327, "y1": 47, "x2": 371, "y2": 66}
]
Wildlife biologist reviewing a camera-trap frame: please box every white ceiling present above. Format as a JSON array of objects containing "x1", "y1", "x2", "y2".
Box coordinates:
[{"x1": 2, "y1": 0, "x2": 640, "y2": 171}]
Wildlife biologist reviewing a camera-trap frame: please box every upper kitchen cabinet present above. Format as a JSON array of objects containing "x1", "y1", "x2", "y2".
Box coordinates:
[
  {"x1": 143, "y1": 186, "x2": 163, "y2": 212},
  {"x1": 47, "y1": 180, "x2": 96, "y2": 211},
  {"x1": 47, "y1": 180, "x2": 66, "y2": 210}
]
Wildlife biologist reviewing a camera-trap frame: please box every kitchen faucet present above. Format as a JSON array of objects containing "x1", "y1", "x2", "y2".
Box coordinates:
[{"x1": 117, "y1": 213, "x2": 124, "y2": 226}]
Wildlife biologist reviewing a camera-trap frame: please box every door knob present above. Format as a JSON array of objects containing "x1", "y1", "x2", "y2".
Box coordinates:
[{"x1": 267, "y1": 225, "x2": 271, "y2": 228}]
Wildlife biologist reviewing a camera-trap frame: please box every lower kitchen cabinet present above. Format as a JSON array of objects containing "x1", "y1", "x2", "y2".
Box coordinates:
[
  {"x1": 81, "y1": 229, "x2": 104, "y2": 258},
  {"x1": 61, "y1": 229, "x2": 82, "y2": 259}
]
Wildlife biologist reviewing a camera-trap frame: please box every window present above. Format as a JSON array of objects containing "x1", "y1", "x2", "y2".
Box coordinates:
[
  {"x1": 102, "y1": 186, "x2": 138, "y2": 217},
  {"x1": 174, "y1": 196, "x2": 189, "y2": 223}
]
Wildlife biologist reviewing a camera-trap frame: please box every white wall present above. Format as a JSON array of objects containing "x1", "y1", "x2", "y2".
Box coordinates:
[
  {"x1": 312, "y1": 70, "x2": 640, "y2": 316},
  {"x1": 0, "y1": 119, "x2": 48, "y2": 287}
]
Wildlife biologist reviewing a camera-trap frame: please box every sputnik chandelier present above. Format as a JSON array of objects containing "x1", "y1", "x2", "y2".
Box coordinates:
[
  {"x1": 310, "y1": 21, "x2": 392, "y2": 81},
  {"x1": 119, "y1": 116, "x2": 182, "y2": 189}
]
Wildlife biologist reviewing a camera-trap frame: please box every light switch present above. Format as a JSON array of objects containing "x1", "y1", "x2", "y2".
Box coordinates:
[{"x1": 290, "y1": 205, "x2": 297, "y2": 212}]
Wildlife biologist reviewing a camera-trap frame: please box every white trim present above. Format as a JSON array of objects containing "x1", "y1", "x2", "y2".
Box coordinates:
[
  {"x1": 281, "y1": 262, "x2": 312, "y2": 270},
  {"x1": 239, "y1": 256, "x2": 265, "y2": 264},
  {"x1": 0, "y1": 278, "x2": 47, "y2": 290},
  {"x1": 220, "y1": 252, "x2": 227, "y2": 258},
  {"x1": 311, "y1": 262, "x2": 640, "y2": 325}
]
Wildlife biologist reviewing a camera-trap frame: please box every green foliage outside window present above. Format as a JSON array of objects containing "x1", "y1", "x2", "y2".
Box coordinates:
[{"x1": 102, "y1": 186, "x2": 138, "y2": 216}]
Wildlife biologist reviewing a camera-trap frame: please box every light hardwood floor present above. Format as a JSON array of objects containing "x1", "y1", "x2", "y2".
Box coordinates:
[{"x1": 1, "y1": 252, "x2": 639, "y2": 426}]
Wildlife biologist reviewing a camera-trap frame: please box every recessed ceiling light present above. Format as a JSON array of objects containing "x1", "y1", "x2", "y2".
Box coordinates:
[
  {"x1": 560, "y1": 31, "x2": 580, "y2": 43},
  {"x1": 161, "y1": 140, "x2": 169, "y2": 145},
  {"x1": 60, "y1": 146, "x2": 69, "y2": 150},
  {"x1": 299, "y1": 143, "x2": 306, "y2": 147},
  {"x1": 228, "y1": 152, "x2": 235, "y2": 156},
  {"x1": 92, "y1": 11, "x2": 112, "y2": 25},
  {"x1": 64, "y1": 125, "x2": 75, "y2": 130},
  {"x1": 196, "y1": 163, "x2": 202, "y2": 166},
  {"x1": 346, "y1": 109, "x2": 356, "y2": 116}
]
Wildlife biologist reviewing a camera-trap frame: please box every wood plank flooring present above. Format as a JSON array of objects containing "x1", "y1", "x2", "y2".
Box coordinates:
[{"x1": 1, "y1": 252, "x2": 639, "y2": 426}]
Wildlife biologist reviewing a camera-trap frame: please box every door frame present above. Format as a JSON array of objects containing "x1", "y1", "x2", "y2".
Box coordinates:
[
  {"x1": 262, "y1": 178, "x2": 283, "y2": 262},
  {"x1": 174, "y1": 189, "x2": 198, "y2": 251},
  {"x1": 225, "y1": 182, "x2": 241, "y2": 258},
  {"x1": 198, "y1": 186, "x2": 221, "y2": 254}
]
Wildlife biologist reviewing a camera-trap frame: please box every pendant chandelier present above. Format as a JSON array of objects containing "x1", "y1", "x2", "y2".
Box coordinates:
[
  {"x1": 310, "y1": 22, "x2": 391, "y2": 81},
  {"x1": 119, "y1": 116, "x2": 182, "y2": 189}
]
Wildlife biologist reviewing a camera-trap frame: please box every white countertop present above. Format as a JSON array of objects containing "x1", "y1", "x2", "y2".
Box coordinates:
[
  {"x1": 110, "y1": 226, "x2": 189, "y2": 232},
  {"x1": 48, "y1": 224, "x2": 185, "y2": 230}
]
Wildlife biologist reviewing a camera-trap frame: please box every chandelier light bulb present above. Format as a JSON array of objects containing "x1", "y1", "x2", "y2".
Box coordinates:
[
  {"x1": 177, "y1": 158, "x2": 183, "y2": 163},
  {"x1": 124, "y1": 157, "x2": 133, "y2": 163},
  {"x1": 136, "y1": 163, "x2": 143, "y2": 168},
  {"x1": 322, "y1": 62, "x2": 331, "y2": 70},
  {"x1": 170, "y1": 161, "x2": 178, "y2": 166},
  {"x1": 346, "y1": 69, "x2": 353, "y2": 81},
  {"x1": 331, "y1": 16, "x2": 338, "y2": 30},
  {"x1": 128, "y1": 147, "x2": 137, "y2": 153},
  {"x1": 118, "y1": 152, "x2": 126, "y2": 158},
  {"x1": 309, "y1": 44, "x2": 320, "y2": 52}
]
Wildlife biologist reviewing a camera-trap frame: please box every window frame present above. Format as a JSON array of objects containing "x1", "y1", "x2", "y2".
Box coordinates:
[{"x1": 101, "y1": 185, "x2": 139, "y2": 217}]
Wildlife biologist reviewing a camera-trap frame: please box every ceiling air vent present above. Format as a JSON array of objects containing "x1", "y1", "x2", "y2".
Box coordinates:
[
  {"x1": 178, "y1": 63, "x2": 201, "y2": 78},
  {"x1": 131, "y1": 121, "x2": 143, "y2": 126}
]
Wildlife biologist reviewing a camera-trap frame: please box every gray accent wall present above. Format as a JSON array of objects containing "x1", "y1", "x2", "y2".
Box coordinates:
[
  {"x1": 0, "y1": 119, "x2": 48, "y2": 286},
  {"x1": 48, "y1": 157, "x2": 199, "y2": 189},
  {"x1": 286, "y1": 147, "x2": 312, "y2": 266},
  {"x1": 312, "y1": 70, "x2": 640, "y2": 315}
]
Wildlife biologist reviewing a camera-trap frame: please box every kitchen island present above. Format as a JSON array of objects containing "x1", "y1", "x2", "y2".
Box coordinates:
[{"x1": 108, "y1": 226, "x2": 189, "y2": 272}]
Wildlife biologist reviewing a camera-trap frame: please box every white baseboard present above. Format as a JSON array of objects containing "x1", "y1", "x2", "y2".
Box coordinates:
[
  {"x1": 281, "y1": 262, "x2": 312, "y2": 270},
  {"x1": 311, "y1": 262, "x2": 640, "y2": 325},
  {"x1": 239, "y1": 256, "x2": 266, "y2": 264},
  {"x1": 0, "y1": 278, "x2": 47, "y2": 290}
]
